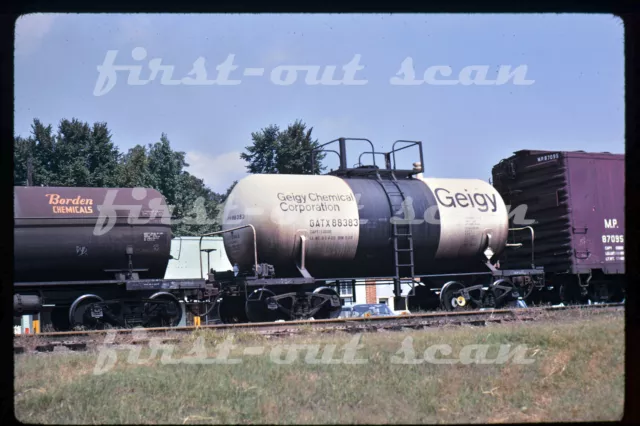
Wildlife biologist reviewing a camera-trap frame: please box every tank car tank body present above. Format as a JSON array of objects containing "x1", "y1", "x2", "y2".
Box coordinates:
[
  {"x1": 210, "y1": 138, "x2": 544, "y2": 322},
  {"x1": 13, "y1": 186, "x2": 209, "y2": 330},
  {"x1": 14, "y1": 186, "x2": 172, "y2": 282},
  {"x1": 222, "y1": 175, "x2": 509, "y2": 279}
]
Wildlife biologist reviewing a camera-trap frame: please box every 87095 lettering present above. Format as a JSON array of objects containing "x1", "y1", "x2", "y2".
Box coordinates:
[
  {"x1": 602, "y1": 234, "x2": 624, "y2": 243},
  {"x1": 309, "y1": 218, "x2": 359, "y2": 227}
]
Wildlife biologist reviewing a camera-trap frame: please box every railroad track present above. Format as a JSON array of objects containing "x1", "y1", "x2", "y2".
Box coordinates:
[{"x1": 14, "y1": 303, "x2": 624, "y2": 355}]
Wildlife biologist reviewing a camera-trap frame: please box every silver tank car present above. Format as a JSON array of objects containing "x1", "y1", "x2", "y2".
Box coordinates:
[{"x1": 222, "y1": 174, "x2": 509, "y2": 279}]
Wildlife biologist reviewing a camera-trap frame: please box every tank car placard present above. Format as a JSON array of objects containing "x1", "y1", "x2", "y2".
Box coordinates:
[
  {"x1": 419, "y1": 178, "x2": 509, "y2": 260},
  {"x1": 222, "y1": 175, "x2": 360, "y2": 269}
]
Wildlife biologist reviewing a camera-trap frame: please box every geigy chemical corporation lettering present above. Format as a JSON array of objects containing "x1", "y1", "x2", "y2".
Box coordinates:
[
  {"x1": 277, "y1": 192, "x2": 354, "y2": 213},
  {"x1": 275, "y1": 187, "x2": 501, "y2": 216}
]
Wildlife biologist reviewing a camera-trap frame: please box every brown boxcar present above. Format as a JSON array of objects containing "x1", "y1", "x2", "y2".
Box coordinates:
[
  {"x1": 14, "y1": 186, "x2": 173, "y2": 282},
  {"x1": 491, "y1": 149, "x2": 624, "y2": 302}
]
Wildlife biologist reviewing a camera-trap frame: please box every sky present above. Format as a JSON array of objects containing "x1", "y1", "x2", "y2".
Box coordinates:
[{"x1": 14, "y1": 13, "x2": 624, "y2": 193}]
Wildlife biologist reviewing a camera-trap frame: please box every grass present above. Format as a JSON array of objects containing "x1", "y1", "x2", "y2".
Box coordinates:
[{"x1": 14, "y1": 312, "x2": 624, "y2": 424}]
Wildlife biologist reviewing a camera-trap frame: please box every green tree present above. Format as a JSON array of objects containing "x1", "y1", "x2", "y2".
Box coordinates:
[
  {"x1": 147, "y1": 134, "x2": 186, "y2": 203},
  {"x1": 30, "y1": 119, "x2": 56, "y2": 186},
  {"x1": 172, "y1": 173, "x2": 219, "y2": 236},
  {"x1": 14, "y1": 136, "x2": 34, "y2": 186},
  {"x1": 116, "y1": 145, "x2": 154, "y2": 188},
  {"x1": 87, "y1": 122, "x2": 121, "y2": 187},
  {"x1": 13, "y1": 119, "x2": 56, "y2": 186},
  {"x1": 142, "y1": 134, "x2": 220, "y2": 236},
  {"x1": 212, "y1": 180, "x2": 238, "y2": 204},
  {"x1": 54, "y1": 119, "x2": 96, "y2": 186},
  {"x1": 240, "y1": 124, "x2": 280, "y2": 174},
  {"x1": 240, "y1": 120, "x2": 325, "y2": 174},
  {"x1": 13, "y1": 118, "x2": 121, "y2": 187}
]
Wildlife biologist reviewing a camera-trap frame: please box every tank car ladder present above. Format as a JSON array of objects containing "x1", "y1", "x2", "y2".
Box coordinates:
[{"x1": 376, "y1": 174, "x2": 415, "y2": 310}]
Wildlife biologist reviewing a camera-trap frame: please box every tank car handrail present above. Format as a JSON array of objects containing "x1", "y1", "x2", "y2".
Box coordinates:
[
  {"x1": 314, "y1": 149, "x2": 341, "y2": 169},
  {"x1": 508, "y1": 226, "x2": 536, "y2": 269},
  {"x1": 315, "y1": 137, "x2": 375, "y2": 152},
  {"x1": 311, "y1": 137, "x2": 377, "y2": 172},
  {"x1": 197, "y1": 225, "x2": 258, "y2": 279},
  {"x1": 391, "y1": 140, "x2": 424, "y2": 174},
  {"x1": 356, "y1": 151, "x2": 387, "y2": 167},
  {"x1": 170, "y1": 236, "x2": 183, "y2": 261}
]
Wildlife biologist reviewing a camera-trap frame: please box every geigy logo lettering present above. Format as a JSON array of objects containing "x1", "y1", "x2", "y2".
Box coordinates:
[{"x1": 434, "y1": 188, "x2": 498, "y2": 213}]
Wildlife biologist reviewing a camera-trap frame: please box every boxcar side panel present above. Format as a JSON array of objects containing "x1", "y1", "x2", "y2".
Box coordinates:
[{"x1": 565, "y1": 153, "x2": 625, "y2": 274}]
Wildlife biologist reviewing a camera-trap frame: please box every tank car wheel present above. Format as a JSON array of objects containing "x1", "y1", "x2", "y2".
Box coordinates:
[
  {"x1": 311, "y1": 287, "x2": 342, "y2": 319},
  {"x1": 482, "y1": 290, "x2": 497, "y2": 309},
  {"x1": 245, "y1": 288, "x2": 282, "y2": 323},
  {"x1": 143, "y1": 293, "x2": 183, "y2": 328},
  {"x1": 489, "y1": 279, "x2": 518, "y2": 308},
  {"x1": 69, "y1": 295, "x2": 107, "y2": 330},
  {"x1": 440, "y1": 281, "x2": 468, "y2": 311},
  {"x1": 516, "y1": 278, "x2": 536, "y2": 301}
]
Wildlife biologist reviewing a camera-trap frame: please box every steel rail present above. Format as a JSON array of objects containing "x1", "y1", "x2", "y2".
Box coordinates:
[{"x1": 17, "y1": 302, "x2": 624, "y2": 339}]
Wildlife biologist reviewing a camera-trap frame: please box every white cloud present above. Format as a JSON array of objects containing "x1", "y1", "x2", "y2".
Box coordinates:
[
  {"x1": 15, "y1": 13, "x2": 58, "y2": 56},
  {"x1": 185, "y1": 150, "x2": 248, "y2": 193}
]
